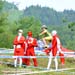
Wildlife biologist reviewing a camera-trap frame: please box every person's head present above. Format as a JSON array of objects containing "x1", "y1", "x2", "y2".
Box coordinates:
[
  {"x1": 18, "y1": 29, "x2": 23, "y2": 36},
  {"x1": 41, "y1": 25, "x2": 47, "y2": 30},
  {"x1": 27, "y1": 31, "x2": 32, "y2": 37},
  {"x1": 51, "y1": 30, "x2": 57, "y2": 36}
]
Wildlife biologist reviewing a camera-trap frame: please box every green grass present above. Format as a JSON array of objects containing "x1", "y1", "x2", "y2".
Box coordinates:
[{"x1": 0, "y1": 57, "x2": 75, "y2": 75}]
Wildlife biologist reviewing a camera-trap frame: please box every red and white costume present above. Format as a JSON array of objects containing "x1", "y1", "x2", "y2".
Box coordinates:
[
  {"x1": 13, "y1": 29, "x2": 25, "y2": 67},
  {"x1": 13, "y1": 36, "x2": 25, "y2": 56},
  {"x1": 59, "y1": 52, "x2": 65, "y2": 65},
  {"x1": 25, "y1": 31, "x2": 38, "y2": 67},
  {"x1": 46, "y1": 30, "x2": 64, "y2": 70}
]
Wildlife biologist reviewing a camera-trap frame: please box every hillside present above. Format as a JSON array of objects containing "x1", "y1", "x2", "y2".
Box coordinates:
[
  {"x1": 23, "y1": 5, "x2": 75, "y2": 25},
  {"x1": 0, "y1": 0, "x2": 75, "y2": 50},
  {"x1": 1, "y1": 1, "x2": 75, "y2": 26}
]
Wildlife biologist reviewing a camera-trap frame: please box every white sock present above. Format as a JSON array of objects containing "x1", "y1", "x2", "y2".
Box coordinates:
[
  {"x1": 47, "y1": 57, "x2": 52, "y2": 70},
  {"x1": 54, "y1": 57, "x2": 58, "y2": 70},
  {"x1": 14, "y1": 58, "x2": 17, "y2": 67},
  {"x1": 19, "y1": 58, "x2": 22, "y2": 67}
]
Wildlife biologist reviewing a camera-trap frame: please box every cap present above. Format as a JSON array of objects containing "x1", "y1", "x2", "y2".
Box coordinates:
[
  {"x1": 18, "y1": 29, "x2": 23, "y2": 33},
  {"x1": 41, "y1": 25, "x2": 47, "y2": 29},
  {"x1": 28, "y1": 31, "x2": 32, "y2": 36},
  {"x1": 51, "y1": 30, "x2": 57, "y2": 36}
]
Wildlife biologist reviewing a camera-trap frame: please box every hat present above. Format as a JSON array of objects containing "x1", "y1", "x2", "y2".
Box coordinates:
[
  {"x1": 51, "y1": 30, "x2": 57, "y2": 36},
  {"x1": 41, "y1": 25, "x2": 47, "y2": 29},
  {"x1": 28, "y1": 31, "x2": 32, "y2": 36},
  {"x1": 18, "y1": 29, "x2": 23, "y2": 33}
]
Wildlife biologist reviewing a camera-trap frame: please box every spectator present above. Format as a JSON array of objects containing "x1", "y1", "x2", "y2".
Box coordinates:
[
  {"x1": 44, "y1": 30, "x2": 64, "y2": 70},
  {"x1": 13, "y1": 29, "x2": 25, "y2": 67},
  {"x1": 25, "y1": 31, "x2": 38, "y2": 67}
]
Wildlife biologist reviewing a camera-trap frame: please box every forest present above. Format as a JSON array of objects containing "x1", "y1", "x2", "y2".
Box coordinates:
[{"x1": 0, "y1": 0, "x2": 75, "y2": 50}]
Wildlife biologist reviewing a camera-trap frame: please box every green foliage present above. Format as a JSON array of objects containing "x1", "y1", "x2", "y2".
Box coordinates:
[
  {"x1": 0, "y1": 0, "x2": 75, "y2": 50},
  {"x1": 0, "y1": 32, "x2": 13, "y2": 48},
  {"x1": 19, "y1": 16, "x2": 41, "y2": 37},
  {"x1": 0, "y1": 57, "x2": 75, "y2": 75},
  {"x1": 68, "y1": 22, "x2": 75, "y2": 31},
  {"x1": 2, "y1": 0, "x2": 18, "y2": 11},
  {"x1": 48, "y1": 24, "x2": 75, "y2": 50},
  {"x1": 0, "y1": 0, "x2": 4, "y2": 11},
  {"x1": 23, "y1": 6, "x2": 75, "y2": 26}
]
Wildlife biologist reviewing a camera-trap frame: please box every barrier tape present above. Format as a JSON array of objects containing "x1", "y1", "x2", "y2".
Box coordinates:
[
  {"x1": 0, "y1": 49, "x2": 75, "y2": 75},
  {"x1": 0, "y1": 49, "x2": 75, "y2": 54},
  {"x1": 0, "y1": 55, "x2": 75, "y2": 58}
]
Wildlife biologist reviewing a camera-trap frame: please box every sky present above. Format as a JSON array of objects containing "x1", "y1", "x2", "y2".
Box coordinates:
[{"x1": 5, "y1": 0, "x2": 75, "y2": 11}]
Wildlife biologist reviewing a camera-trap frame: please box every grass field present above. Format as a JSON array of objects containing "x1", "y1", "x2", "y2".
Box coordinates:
[{"x1": 0, "y1": 56, "x2": 75, "y2": 75}]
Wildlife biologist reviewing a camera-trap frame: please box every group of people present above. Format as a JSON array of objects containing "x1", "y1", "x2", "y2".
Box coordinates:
[
  {"x1": 39, "y1": 25, "x2": 65, "y2": 70},
  {"x1": 13, "y1": 25, "x2": 65, "y2": 70},
  {"x1": 13, "y1": 29, "x2": 38, "y2": 67}
]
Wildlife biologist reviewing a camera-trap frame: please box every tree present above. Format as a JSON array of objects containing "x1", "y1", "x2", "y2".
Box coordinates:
[
  {"x1": 0, "y1": 0, "x2": 4, "y2": 11},
  {"x1": 19, "y1": 16, "x2": 41, "y2": 37},
  {"x1": 68, "y1": 22, "x2": 75, "y2": 31},
  {"x1": 68, "y1": 22, "x2": 75, "y2": 50}
]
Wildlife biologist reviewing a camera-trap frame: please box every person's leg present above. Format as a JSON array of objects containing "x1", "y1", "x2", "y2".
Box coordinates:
[
  {"x1": 19, "y1": 58, "x2": 22, "y2": 67},
  {"x1": 26, "y1": 50, "x2": 30, "y2": 66},
  {"x1": 22, "y1": 53, "x2": 27, "y2": 65},
  {"x1": 59, "y1": 53, "x2": 65, "y2": 68},
  {"x1": 14, "y1": 58, "x2": 17, "y2": 67},
  {"x1": 43, "y1": 36, "x2": 52, "y2": 48},
  {"x1": 54, "y1": 57, "x2": 58, "y2": 70},
  {"x1": 42, "y1": 38, "x2": 47, "y2": 47},
  {"x1": 59, "y1": 53, "x2": 65, "y2": 65},
  {"x1": 31, "y1": 50, "x2": 38, "y2": 67},
  {"x1": 47, "y1": 52, "x2": 52, "y2": 70},
  {"x1": 33, "y1": 58, "x2": 38, "y2": 67}
]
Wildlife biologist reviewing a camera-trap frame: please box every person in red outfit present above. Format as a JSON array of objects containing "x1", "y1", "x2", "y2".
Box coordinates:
[
  {"x1": 22, "y1": 40, "x2": 28, "y2": 65},
  {"x1": 59, "y1": 45, "x2": 65, "y2": 66},
  {"x1": 59, "y1": 52, "x2": 65, "y2": 66},
  {"x1": 45, "y1": 30, "x2": 64, "y2": 70},
  {"x1": 25, "y1": 31, "x2": 38, "y2": 67},
  {"x1": 13, "y1": 29, "x2": 25, "y2": 67}
]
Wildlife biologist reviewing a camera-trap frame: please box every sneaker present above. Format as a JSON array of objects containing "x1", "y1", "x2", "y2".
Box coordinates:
[{"x1": 44, "y1": 45, "x2": 48, "y2": 48}]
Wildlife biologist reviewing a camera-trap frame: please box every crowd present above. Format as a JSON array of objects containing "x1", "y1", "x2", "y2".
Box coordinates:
[
  {"x1": 13, "y1": 30, "x2": 38, "y2": 67},
  {"x1": 13, "y1": 25, "x2": 65, "y2": 70}
]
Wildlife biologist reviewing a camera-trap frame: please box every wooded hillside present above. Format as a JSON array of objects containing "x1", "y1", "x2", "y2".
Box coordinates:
[{"x1": 0, "y1": 0, "x2": 75, "y2": 50}]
